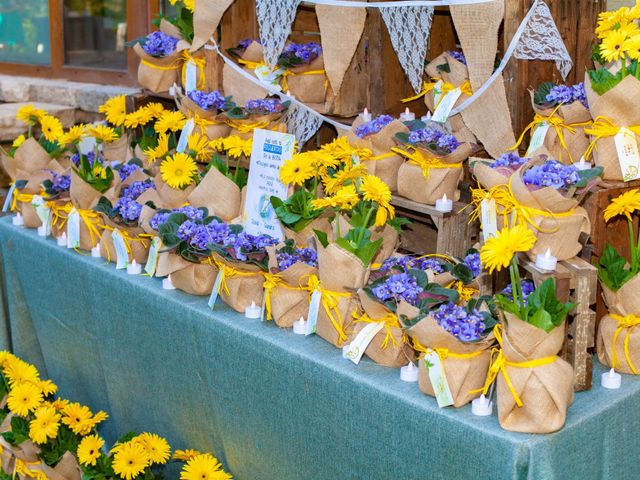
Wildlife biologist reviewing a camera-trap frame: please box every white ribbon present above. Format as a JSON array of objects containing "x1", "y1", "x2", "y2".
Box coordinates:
[{"x1": 305, "y1": 0, "x2": 494, "y2": 6}]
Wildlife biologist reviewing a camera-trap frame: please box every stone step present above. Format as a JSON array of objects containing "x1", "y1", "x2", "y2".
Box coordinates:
[{"x1": 0, "y1": 102, "x2": 77, "y2": 142}]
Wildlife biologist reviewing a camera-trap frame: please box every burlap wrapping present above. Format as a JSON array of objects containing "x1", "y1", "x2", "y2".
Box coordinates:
[
  {"x1": 266, "y1": 245, "x2": 318, "y2": 328},
  {"x1": 98, "y1": 216, "x2": 150, "y2": 266},
  {"x1": 409, "y1": 315, "x2": 493, "y2": 407},
  {"x1": 585, "y1": 75, "x2": 640, "y2": 180},
  {"x1": 397, "y1": 143, "x2": 475, "y2": 205},
  {"x1": 4, "y1": 138, "x2": 52, "y2": 181},
  {"x1": 134, "y1": 20, "x2": 189, "y2": 93},
  {"x1": 285, "y1": 54, "x2": 327, "y2": 104},
  {"x1": 316, "y1": 294, "x2": 357, "y2": 348},
  {"x1": 283, "y1": 216, "x2": 333, "y2": 247},
  {"x1": 156, "y1": 251, "x2": 192, "y2": 277},
  {"x1": 449, "y1": 1, "x2": 516, "y2": 158},
  {"x1": 191, "y1": 0, "x2": 234, "y2": 51},
  {"x1": 187, "y1": 167, "x2": 240, "y2": 222},
  {"x1": 597, "y1": 314, "x2": 640, "y2": 375},
  {"x1": 103, "y1": 134, "x2": 133, "y2": 164},
  {"x1": 497, "y1": 313, "x2": 573, "y2": 433},
  {"x1": 213, "y1": 254, "x2": 265, "y2": 313},
  {"x1": 424, "y1": 52, "x2": 477, "y2": 144},
  {"x1": 529, "y1": 92, "x2": 591, "y2": 164},
  {"x1": 175, "y1": 93, "x2": 231, "y2": 141},
  {"x1": 10, "y1": 451, "x2": 81, "y2": 480},
  {"x1": 346, "y1": 119, "x2": 409, "y2": 193},
  {"x1": 353, "y1": 290, "x2": 415, "y2": 367},
  {"x1": 317, "y1": 242, "x2": 370, "y2": 292},
  {"x1": 171, "y1": 261, "x2": 218, "y2": 296},
  {"x1": 223, "y1": 42, "x2": 269, "y2": 106},
  {"x1": 136, "y1": 173, "x2": 195, "y2": 210},
  {"x1": 120, "y1": 169, "x2": 149, "y2": 187},
  {"x1": 509, "y1": 164, "x2": 590, "y2": 260},
  {"x1": 601, "y1": 274, "x2": 640, "y2": 316},
  {"x1": 14, "y1": 167, "x2": 58, "y2": 229},
  {"x1": 472, "y1": 157, "x2": 514, "y2": 189}
]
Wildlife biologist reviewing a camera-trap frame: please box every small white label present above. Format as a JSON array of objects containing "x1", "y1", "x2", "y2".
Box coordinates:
[
  {"x1": 614, "y1": 127, "x2": 640, "y2": 182},
  {"x1": 254, "y1": 65, "x2": 284, "y2": 91},
  {"x1": 176, "y1": 118, "x2": 195, "y2": 154},
  {"x1": 260, "y1": 289, "x2": 267, "y2": 322},
  {"x1": 306, "y1": 289, "x2": 321, "y2": 336},
  {"x1": 432, "y1": 80, "x2": 444, "y2": 107},
  {"x1": 111, "y1": 229, "x2": 129, "y2": 269},
  {"x1": 342, "y1": 322, "x2": 385, "y2": 365},
  {"x1": 480, "y1": 198, "x2": 498, "y2": 242},
  {"x1": 67, "y1": 208, "x2": 81, "y2": 249},
  {"x1": 424, "y1": 351, "x2": 454, "y2": 408},
  {"x1": 144, "y1": 237, "x2": 161, "y2": 276},
  {"x1": 208, "y1": 271, "x2": 224, "y2": 309},
  {"x1": 2, "y1": 183, "x2": 16, "y2": 212},
  {"x1": 526, "y1": 122, "x2": 550, "y2": 156},
  {"x1": 432, "y1": 88, "x2": 463, "y2": 123},
  {"x1": 32, "y1": 195, "x2": 51, "y2": 230},
  {"x1": 185, "y1": 61, "x2": 197, "y2": 93}
]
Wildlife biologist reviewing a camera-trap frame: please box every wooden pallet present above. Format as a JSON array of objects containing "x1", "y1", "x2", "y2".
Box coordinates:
[
  {"x1": 392, "y1": 196, "x2": 478, "y2": 258},
  {"x1": 520, "y1": 255, "x2": 598, "y2": 392}
]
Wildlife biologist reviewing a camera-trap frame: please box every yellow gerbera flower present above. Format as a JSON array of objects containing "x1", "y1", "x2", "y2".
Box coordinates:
[
  {"x1": 145, "y1": 102, "x2": 166, "y2": 119},
  {"x1": 169, "y1": 0, "x2": 194, "y2": 11},
  {"x1": 223, "y1": 136, "x2": 252, "y2": 158},
  {"x1": 133, "y1": 433, "x2": 171, "y2": 465},
  {"x1": 37, "y1": 379, "x2": 58, "y2": 397},
  {"x1": 188, "y1": 133, "x2": 213, "y2": 162},
  {"x1": 604, "y1": 188, "x2": 640, "y2": 222},
  {"x1": 280, "y1": 154, "x2": 315, "y2": 186},
  {"x1": 112, "y1": 441, "x2": 150, "y2": 480},
  {"x1": 124, "y1": 108, "x2": 154, "y2": 129},
  {"x1": 58, "y1": 125, "x2": 86, "y2": 146},
  {"x1": 360, "y1": 175, "x2": 394, "y2": 226},
  {"x1": 480, "y1": 224, "x2": 537, "y2": 274},
  {"x1": 3, "y1": 357, "x2": 40, "y2": 385},
  {"x1": 49, "y1": 398, "x2": 70, "y2": 411},
  {"x1": 160, "y1": 153, "x2": 199, "y2": 190},
  {"x1": 601, "y1": 29, "x2": 631, "y2": 62},
  {"x1": 311, "y1": 185, "x2": 360, "y2": 212},
  {"x1": 40, "y1": 115, "x2": 64, "y2": 143},
  {"x1": 307, "y1": 150, "x2": 340, "y2": 175},
  {"x1": 16, "y1": 105, "x2": 46, "y2": 125},
  {"x1": 144, "y1": 133, "x2": 170, "y2": 164},
  {"x1": 7, "y1": 382, "x2": 44, "y2": 417},
  {"x1": 209, "y1": 137, "x2": 226, "y2": 152},
  {"x1": 77, "y1": 434, "x2": 104, "y2": 467},
  {"x1": 193, "y1": 114, "x2": 215, "y2": 134},
  {"x1": 29, "y1": 405, "x2": 61, "y2": 444},
  {"x1": 323, "y1": 163, "x2": 368, "y2": 195},
  {"x1": 626, "y1": 35, "x2": 640, "y2": 60},
  {"x1": 155, "y1": 111, "x2": 187, "y2": 134},
  {"x1": 180, "y1": 454, "x2": 232, "y2": 480},
  {"x1": 99, "y1": 95, "x2": 127, "y2": 127},
  {"x1": 87, "y1": 124, "x2": 119, "y2": 144},
  {"x1": 173, "y1": 449, "x2": 202, "y2": 462},
  {"x1": 12, "y1": 135, "x2": 26, "y2": 148},
  {"x1": 61, "y1": 402, "x2": 107, "y2": 435}
]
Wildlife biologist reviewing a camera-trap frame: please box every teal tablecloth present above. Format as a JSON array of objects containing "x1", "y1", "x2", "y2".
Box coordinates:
[{"x1": 0, "y1": 216, "x2": 639, "y2": 480}]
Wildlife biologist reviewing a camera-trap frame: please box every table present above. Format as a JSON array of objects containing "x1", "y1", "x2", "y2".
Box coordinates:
[{"x1": 0, "y1": 217, "x2": 638, "y2": 480}]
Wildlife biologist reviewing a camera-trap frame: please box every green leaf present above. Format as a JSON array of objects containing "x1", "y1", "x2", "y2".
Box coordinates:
[
  {"x1": 436, "y1": 63, "x2": 451, "y2": 73},
  {"x1": 314, "y1": 229, "x2": 329, "y2": 248},
  {"x1": 355, "y1": 238, "x2": 383, "y2": 266},
  {"x1": 597, "y1": 243, "x2": 634, "y2": 291},
  {"x1": 395, "y1": 132, "x2": 411, "y2": 145},
  {"x1": 588, "y1": 67, "x2": 623, "y2": 96},
  {"x1": 388, "y1": 216, "x2": 411, "y2": 233},
  {"x1": 533, "y1": 82, "x2": 556, "y2": 106},
  {"x1": 529, "y1": 307, "x2": 555, "y2": 333},
  {"x1": 93, "y1": 197, "x2": 115, "y2": 218},
  {"x1": 452, "y1": 263, "x2": 474, "y2": 285},
  {"x1": 523, "y1": 278, "x2": 575, "y2": 332},
  {"x1": 575, "y1": 166, "x2": 604, "y2": 188}
]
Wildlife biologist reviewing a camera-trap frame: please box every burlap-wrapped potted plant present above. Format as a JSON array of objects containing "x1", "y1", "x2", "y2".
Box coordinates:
[
  {"x1": 222, "y1": 98, "x2": 289, "y2": 141},
  {"x1": 479, "y1": 224, "x2": 574, "y2": 433},
  {"x1": 395, "y1": 125, "x2": 478, "y2": 205},
  {"x1": 472, "y1": 152, "x2": 529, "y2": 191},
  {"x1": 224, "y1": 39, "x2": 270, "y2": 106},
  {"x1": 136, "y1": 150, "x2": 198, "y2": 210},
  {"x1": 278, "y1": 42, "x2": 326, "y2": 105},
  {"x1": 175, "y1": 89, "x2": 234, "y2": 141}
]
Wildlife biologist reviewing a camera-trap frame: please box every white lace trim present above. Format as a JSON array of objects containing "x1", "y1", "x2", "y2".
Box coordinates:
[{"x1": 256, "y1": 0, "x2": 302, "y2": 66}]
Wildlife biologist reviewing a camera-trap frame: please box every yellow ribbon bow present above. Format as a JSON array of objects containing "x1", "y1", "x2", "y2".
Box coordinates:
[
  {"x1": 140, "y1": 58, "x2": 182, "y2": 71},
  {"x1": 47, "y1": 201, "x2": 73, "y2": 231},
  {"x1": 181, "y1": 50, "x2": 207, "y2": 90},
  {"x1": 55, "y1": 206, "x2": 104, "y2": 248},
  {"x1": 306, "y1": 275, "x2": 351, "y2": 345},
  {"x1": 610, "y1": 314, "x2": 640, "y2": 375},
  {"x1": 100, "y1": 225, "x2": 153, "y2": 262},
  {"x1": 262, "y1": 272, "x2": 307, "y2": 321},
  {"x1": 402, "y1": 79, "x2": 473, "y2": 103},
  {"x1": 352, "y1": 310, "x2": 405, "y2": 350},
  {"x1": 10, "y1": 191, "x2": 36, "y2": 212},
  {"x1": 237, "y1": 58, "x2": 266, "y2": 70},
  {"x1": 212, "y1": 257, "x2": 264, "y2": 297},
  {"x1": 392, "y1": 147, "x2": 462, "y2": 179},
  {"x1": 280, "y1": 69, "x2": 327, "y2": 93},
  {"x1": 584, "y1": 116, "x2": 640, "y2": 161}
]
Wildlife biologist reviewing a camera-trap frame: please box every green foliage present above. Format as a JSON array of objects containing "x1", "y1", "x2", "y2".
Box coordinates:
[
  {"x1": 588, "y1": 62, "x2": 639, "y2": 96},
  {"x1": 335, "y1": 227, "x2": 382, "y2": 266},
  {"x1": 597, "y1": 243, "x2": 634, "y2": 291},
  {"x1": 207, "y1": 154, "x2": 248, "y2": 190},
  {"x1": 270, "y1": 189, "x2": 323, "y2": 232},
  {"x1": 533, "y1": 82, "x2": 556, "y2": 106},
  {"x1": 72, "y1": 155, "x2": 114, "y2": 194},
  {"x1": 156, "y1": 209, "x2": 216, "y2": 263},
  {"x1": 2, "y1": 416, "x2": 30, "y2": 446}
]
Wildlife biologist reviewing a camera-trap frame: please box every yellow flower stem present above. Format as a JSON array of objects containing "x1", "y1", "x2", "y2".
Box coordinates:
[
  {"x1": 28, "y1": 124, "x2": 32, "y2": 139},
  {"x1": 510, "y1": 257, "x2": 525, "y2": 319},
  {"x1": 356, "y1": 205, "x2": 375, "y2": 245},
  {"x1": 233, "y1": 154, "x2": 242, "y2": 185},
  {"x1": 629, "y1": 218, "x2": 638, "y2": 274},
  {"x1": 622, "y1": 56, "x2": 628, "y2": 78}
]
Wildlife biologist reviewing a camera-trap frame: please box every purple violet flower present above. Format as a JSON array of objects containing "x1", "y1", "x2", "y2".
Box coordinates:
[
  {"x1": 142, "y1": 31, "x2": 179, "y2": 57},
  {"x1": 282, "y1": 42, "x2": 322, "y2": 64},
  {"x1": 114, "y1": 197, "x2": 143, "y2": 222},
  {"x1": 188, "y1": 90, "x2": 226, "y2": 111},
  {"x1": 149, "y1": 206, "x2": 205, "y2": 231},
  {"x1": 121, "y1": 180, "x2": 155, "y2": 201},
  {"x1": 491, "y1": 152, "x2": 528, "y2": 170},
  {"x1": 355, "y1": 115, "x2": 394, "y2": 139},
  {"x1": 49, "y1": 172, "x2": 71, "y2": 195},
  {"x1": 372, "y1": 273, "x2": 423, "y2": 306},
  {"x1": 545, "y1": 83, "x2": 588, "y2": 110},
  {"x1": 407, "y1": 127, "x2": 459, "y2": 153},
  {"x1": 245, "y1": 98, "x2": 285, "y2": 115},
  {"x1": 502, "y1": 280, "x2": 535, "y2": 305},
  {"x1": 117, "y1": 163, "x2": 141, "y2": 182},
  {"x1": 71, "y1": 151, "x2": 102, "y2": 168},
  {"x1": 448, "y1": 50, "x2": 467, "y2": 65},
  {"x1": 233, "y1": 232, "x2": 278, "y2": 262},
  {"x1": 277, "y1": 247, "x2": 318, "y2": 271},
  {"x1": 433, "y1": 302, "x2": 486, "y2": 342},
  {"x1": 522, "y1": 160, "x2": 580, "y2": 190},
  {"x1": 463, "y1": 252, "x2": 481, "y2": 278}
]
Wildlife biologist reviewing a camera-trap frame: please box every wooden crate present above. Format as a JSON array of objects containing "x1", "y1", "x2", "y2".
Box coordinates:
[{"x1": 520, "y1": 255, "x2": 598, "y2": 391}]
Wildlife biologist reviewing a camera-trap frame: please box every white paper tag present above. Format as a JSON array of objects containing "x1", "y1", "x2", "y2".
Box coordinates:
[
  {"x1": 306, "y1": 289, "x2": 321, "y2": 336},
  {"x1": 254, "y1": 65, "x2": 284, "y2": 91},
  {"x1": 342, "y1": 322, "x2": 385, "y2": 365},
  {"x1": 208, "y1": 271, "x2": 224, "y2": 309},
  {"x1": 2, "y1": 183, "x2": 16, "y2": 213},
  {"x1": 432, "y1": 80, "x2": 444, "y2": 107},
  {"x1": 67, "y1": 208, "x2": 81, "y2": 249},
  {"x1": 424, "y1": 351, "x2": 454, "y2": 408},
  {"x1": 480, "y1": 198, "x2": 498, "y2": 243},
  {"x1": 185, "y1": 61, "x2": 197, "y2": 93},
  {"x1": 614, "y1": 127, "x2": 640, "y2": 182},
  {"x1": 526, "y1": 122, "x2": 550, "y2": 156},
  {"x1": 176, "y1": 118, "x2": 195, "y2": 153},
  {"x1": 432, "y1": 88, "x2": 463, "y2": 123},
  {"x1": 144, "y1": 237, "x2": 161, "y2": 276},
  {"x1": 111, "y1": 229, "x2": 129, "y2": 270},
  {"x1": 260, "y1": 289, "x2": 267, "y2": 322},
  {"x1": 31, "y1": 195, "x2": 51, "y2": 230}
]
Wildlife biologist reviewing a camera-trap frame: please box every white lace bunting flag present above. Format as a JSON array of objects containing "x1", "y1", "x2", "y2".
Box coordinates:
[
  {"x1": 380, "y1": 6, "x2": 435, "y2": 94},
  {"x1": 284, "y1": 103, "x2": 322, "y2": 150},
  {"x1": 256, "y1": 0, "x2": 302, "y2": 66},
  {"x1": 513, "y1": 0, "x2": 573, "y2": 80}
]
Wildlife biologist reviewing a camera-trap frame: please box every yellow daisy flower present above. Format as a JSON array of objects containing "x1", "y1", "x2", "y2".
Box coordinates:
[
  {"x1": 323, "y1": 163, "x2": 368, "y2": 195},
  {"x1": 12, "y1": 135, "x2": 26, "y2": 149},
  {"x1": 193, "y1": 114, "x2": 216, "y2": 134},
  {"x1": 280, "y1": 154, "x2": 315, "y2": 186},
  {"x1": 37, "y1": 379, "x2": 58, "y2": 397},
  {"x1": 145, "y1": 102, "x2": 167, "y2": 119},
  {"x1": 600, "y1": 29, "x2": 631, "y2": 62},
  {"x1": 77, "y1": 434, "x2": 104, "y2": 467},
  {"x1": 311, "y1": 185, "x2": 360, "y2": 212},
  {"x1": 112, "y1": 441, "x2": 150, "y2": 480},
  {"x1": 144, "y1": 133, "x2": 170, "y2": 164},
  {"x1": 188, "y1": 133, "x2": 213, "y2": 162},
  {"x1": 61, "y1": 402, "x2": 107, "y2": 435},
  {"x1": 16, "y1": 105, "x2": 46, "y2": 125},
  {"x1": 180, "y1": 454, "x2": 232, "y2": 480},
  {"x1": 133, "y1": 433, "x2": 171, "y2": 465},
  {"x1": 87, "y1": 124, "x2": 119, "y2": 144},
  {"x1": 3, "y1": 357, "x2": 40, "y2": 385},
  {"x1": 361, "y1": 175, "x2": 394, "y2": 227},
  {"x1": 49, "y1": 398, "x2": 70, "y2": 411},
  {"x1": 625, "y1": 35, "x2": 640, "y2": 60},
  {"x1": 209, "y1": 137, "x2": 226, "y2": 152},
  {"x1": 40, "y1": 115, "x2": 64, "y2": 143},
  {"x1": 124, "y1": 108, "x2": 154, "y2": 129},
  {"x1": 58, "y1": 125, "x2": 86, "y2": 146},
  {"x1": 29, "y1": 405, "x2": 61, "y2": 444},
  {"x1": 223, "y1": 136, "x2": 252, "y2": 158},
  {"x1": 480, "y1": 224, "x2": 537, "y2": 274},
  {"x1": 155, "y1": 111, "x2": 187, "y2": 134},
  {"x1": 160, "y1": 153, "x2": 199, "y2": 190},
  {"x1": 7, "y1": 382, "x2": 44, "y2": 417},
  {"x1": 604, "y1": 188, "x2": 640, "y2": 222},
  {"x1": 173, "y1": 450, "x2": 202, "y2": 462},
  {"x1": 99, "y1": 95, "x2": 127, "y2": 127}
]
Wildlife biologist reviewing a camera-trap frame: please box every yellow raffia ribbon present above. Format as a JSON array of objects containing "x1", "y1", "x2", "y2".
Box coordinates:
[
  {"x1": 392, "y1": 147, "x2": 462, "y2": 179},
  {"x1": 476, "y1": 324, "x2": 557, "y2": 408},
  {"x1": 306, "y1": 275, "x2": 351, "y2": 345},
  {"x1": 181, "y1": 50, "x2": 207, "y2": 90},
  {"x1": 100, "y1": 224, "x2": 153, "y2": 261},
  {"x1": 412, "y1": 338, "x2": 483, "y2": 384},
  {"x1": 140, "y1": 58, "x2": 182, "y2": 71},
  {"x1": 352, "y1": 310, "x2": 405, "y2": 350},
  {"x1": 55, "y1": 206, "x2": 104, "y2": 247},
  {"x1": 446, "y1": 280, "x2": 479, "y2": 303},
  {"x1": 10, "y1": 192, "x2": 36, "y2": 212},
  {"x1": 584, "y1": 116, "x2": 640, "y2": 160},
  {"x1": 212, "y1": 257, "x2": 264, "y2": 297},
  {"x1": 401, "y1": 79, "x2": 473, "y2": 103},
  {"x1": 224, "y1": 119, "x2": 272, "y2": 134},
  {"x1": 610, "y1": 314, "x2": 640, "y2": 375},
  {"x1": 237, "y1": 58, "x2": 266, "y2": 70},
  {"x1": 280, "y1": 69, "x2": 327, "y2": 93},
  {"x1": 262, "y1": 272, "x2": 307, "y2": 321},
  {"x1": 14, "y1": 458, "x2": 47, "y2": 480}
]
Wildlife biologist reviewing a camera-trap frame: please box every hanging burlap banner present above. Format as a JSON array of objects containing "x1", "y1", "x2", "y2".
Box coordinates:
[
  {"x1": 256, "y1": 0, "x2": 302, "y2": 66},
  {"x1": 316, "y1": 5, "x2": 367, "y2": 95},
  {"x1": 191, "y1": 0, "x2": 235, "y2": 52}
]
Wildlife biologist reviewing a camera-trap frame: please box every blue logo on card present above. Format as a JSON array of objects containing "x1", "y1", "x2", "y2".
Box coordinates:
[{"x1": 263, "y1": 143, "x2": 282, "y2": 155}]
